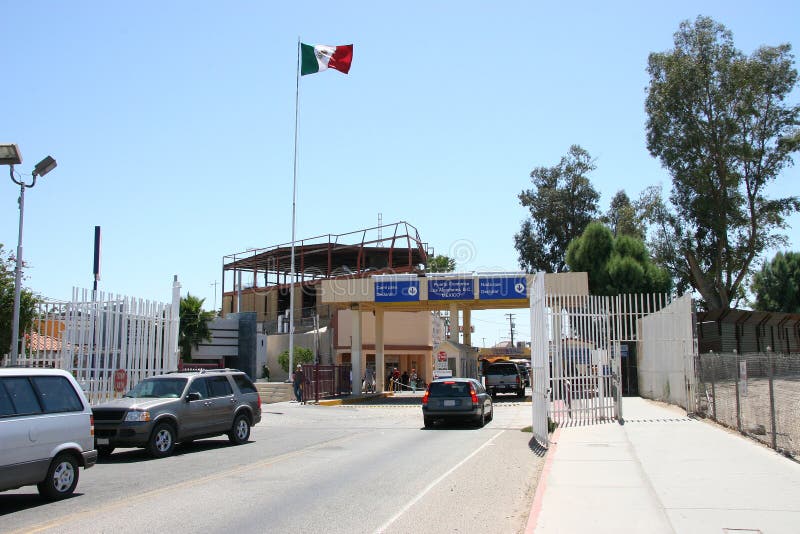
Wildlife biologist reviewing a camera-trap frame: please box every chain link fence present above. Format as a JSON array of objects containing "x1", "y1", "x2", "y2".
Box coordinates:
[{"x1": 695, "y1": 352, "x2": 799, "y2": 458}]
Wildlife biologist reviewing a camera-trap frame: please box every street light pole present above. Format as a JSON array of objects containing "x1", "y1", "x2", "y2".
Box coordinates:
[
  {"x1": 4, "y1": 150, "x2": 57, "y2": 366},
  {"x1": 9, "y1": 169, "x2": 31, "y2": 366}
]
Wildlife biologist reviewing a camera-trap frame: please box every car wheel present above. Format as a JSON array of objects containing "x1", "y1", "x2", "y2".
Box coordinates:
[
  {"x1": 229, "y1": 414, "x2": 251, "y2": 445},
  {"x1": 37, "y1": 452, "x2": 79, "y2": 500},
  {"x1": 517, "y1": 389, "x2": 525, "y2": 398},
  {"x1": 423, "y1": 416, "x2": 434, "y2": 429},
  {"x1": 475, "y1": 408, "x2": 486, "y2": 428},
  {"x1": 488, "y1": 407, "x2": 494, "y2": 421},
  {"x1": 97, "y1": 445, "x2": 115, "y2": 458},
  {"x1": 147, "y1": 423, "x2": 176, "y2": 458}
]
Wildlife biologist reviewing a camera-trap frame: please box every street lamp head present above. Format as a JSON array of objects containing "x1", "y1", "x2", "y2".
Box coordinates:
[
  {"x1": 0, "y1": 144, "x2": 22, "y2": 166},
  {"x1": 32, "y1": 155, "x2": 57, "y2": 177}
]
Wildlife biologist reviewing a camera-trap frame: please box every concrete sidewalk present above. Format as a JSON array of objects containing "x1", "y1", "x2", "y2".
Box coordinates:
[{"x1": 527, "y1": 397, "x2": 800, "y2": 534}]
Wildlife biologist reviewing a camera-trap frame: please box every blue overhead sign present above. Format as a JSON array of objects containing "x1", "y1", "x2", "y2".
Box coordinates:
[
  {"x1": 478, "y1": 276, "x2": 527, "y2": 300},
  {"x1": 428, "y1": 278, "x2": 474, "y2": 301},
  {"x1": 375, "y1": 279, "x2": 420, "y2": 302}
]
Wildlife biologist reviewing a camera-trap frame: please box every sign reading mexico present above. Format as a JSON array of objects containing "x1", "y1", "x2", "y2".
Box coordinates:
[
  {"x1": 427, "y1": 277, "x2": 474, "y2": 300},
  {"x1": 374, "y1": 274, "x2": 420, "y2": 302},
  {"x1": 478, "y1": 274, "x2": 527, "y2": 300}
]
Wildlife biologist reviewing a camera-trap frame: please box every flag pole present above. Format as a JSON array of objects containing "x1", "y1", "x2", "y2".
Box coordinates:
[{"x1": 288, "y1": 37, "x2": 301, "y2": 380}]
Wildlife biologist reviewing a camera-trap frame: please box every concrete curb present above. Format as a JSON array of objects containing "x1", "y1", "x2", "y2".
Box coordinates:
[
  {"x1": 316, "y1": 392, "x2": 394, "y2": 406},
  {"x1": 524, "y1": 427, "x2": 561, "y2": 534}
]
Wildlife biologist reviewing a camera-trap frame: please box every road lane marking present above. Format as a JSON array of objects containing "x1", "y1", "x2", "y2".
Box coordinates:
[
  {"x1": 8, "y1": 432, "x2": 364, "y2": 534},
  {"x1": 372, "y1": 429, "x2": 505, "y2": 534}
]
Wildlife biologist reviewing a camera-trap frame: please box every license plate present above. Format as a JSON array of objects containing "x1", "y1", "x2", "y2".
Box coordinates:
[
  {"x1": 96, "y1": 438, "x2": 109, "y2": 445},
  {"x1": 443, "y1": 400, "x2": 456, "y2": 407}
]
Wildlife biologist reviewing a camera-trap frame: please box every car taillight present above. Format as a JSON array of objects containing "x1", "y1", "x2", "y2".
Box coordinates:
[
  {"x1": 90, "y1": 414, "x2": 94, "y2": 436},
  {"x1": 470, "y1": 387, "x2": 478, "y2": 405},
  {"x1": 422, "y1": 388, "x2": 430, "y2": 405},
  {"x1": 257, "y1": 393, "x2": 262, "y2": 406},
  {"x1": 516, "y1": 375, "x2": 521, "y2": 386}
]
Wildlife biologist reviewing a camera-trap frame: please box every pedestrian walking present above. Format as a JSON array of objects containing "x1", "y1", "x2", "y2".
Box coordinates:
[
  {"x1": 410, "y1": 368, "x2": 418, "y2": 393},
  {"x1": 364, "y1": 366, "x2": 375, "y2": 393},
  {"x1": 293, "y1": 364, "x2": 306, "y2": 403}
]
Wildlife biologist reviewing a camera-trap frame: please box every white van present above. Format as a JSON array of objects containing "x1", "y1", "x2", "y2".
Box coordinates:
[{"x1": 0, "y1": 368, "x2": 98, "y2": 499}]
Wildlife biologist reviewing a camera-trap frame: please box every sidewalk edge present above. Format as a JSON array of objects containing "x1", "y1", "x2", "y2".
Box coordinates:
[{"x1": 524, "y1": 427, "x2": 561, "y2": 534}]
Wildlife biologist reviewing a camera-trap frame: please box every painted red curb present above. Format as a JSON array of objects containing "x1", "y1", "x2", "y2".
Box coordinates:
[{"x1": 524, "y1": 427, "x2": 561, "y2": 534}]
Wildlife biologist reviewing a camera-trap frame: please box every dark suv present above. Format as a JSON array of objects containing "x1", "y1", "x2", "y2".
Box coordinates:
[
  {"x1": 483, "y1": 362, "x2": 525, "y2": 398},
  {"x1": 92, "y1": 369, "x2": 261, "y2": 458}
]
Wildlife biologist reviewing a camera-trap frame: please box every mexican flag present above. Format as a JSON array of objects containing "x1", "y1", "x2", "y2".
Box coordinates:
[{"x1": 301, "y1": 43, "x2": 353, "y2": 75}]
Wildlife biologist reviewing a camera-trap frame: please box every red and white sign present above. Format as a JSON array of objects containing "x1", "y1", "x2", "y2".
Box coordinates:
[
  {"x1": 437, "y1": 351, "x2": 447, "y2": 362},
  {"x1": 113, "y1": 369, "x2": 128, "y2": 393}
]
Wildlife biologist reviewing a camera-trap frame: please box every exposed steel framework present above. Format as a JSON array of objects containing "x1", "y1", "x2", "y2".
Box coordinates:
[{"x1": 221, "y1": 221, "x2": 431, "y2": 297}]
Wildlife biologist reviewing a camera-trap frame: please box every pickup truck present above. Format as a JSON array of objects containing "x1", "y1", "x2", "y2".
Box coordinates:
[{"x1": 483, "y1": 362, "x2": 525, "y2": 398}]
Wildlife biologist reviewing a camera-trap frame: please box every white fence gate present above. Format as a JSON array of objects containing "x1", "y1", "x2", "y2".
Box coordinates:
[
  {"x1": 16, "y1": 281, "x2": 180, "y2": 404},
  {"x1": 530, "y1": 273, "x2": 550, "y2": 446},
  {"x1": 530, "y1": 275, "x2": 682, "y2": 447}
]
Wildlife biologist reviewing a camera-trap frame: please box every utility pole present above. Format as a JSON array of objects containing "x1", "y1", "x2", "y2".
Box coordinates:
[
  {"x1": 210, "y1": 281, "x2": 219, "y2": 315},
  {"x1": 505, "y1": 313, "x2": 516, "y2": 348}
]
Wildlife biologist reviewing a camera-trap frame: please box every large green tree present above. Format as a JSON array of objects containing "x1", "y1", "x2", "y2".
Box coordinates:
[
  {"x1": 178, "y1": 293, "x2": 215, "y2": 362},
  {"x1": 645, "y1": 16, "x2": 800, "y2": 310},
  {"x1": 426, "y1": 254, "x2": 456, "y2": 273},
  {"x1": 515, "y1": 145, "x2": 600, "y2": 272},
  {"x1": 602, "y1": 190, "x2": 645, "y2": 240},
  {"x1": 751, "y1": 251, "x2": 800, "y2": 313},
  {"x1": 0, "y1": 244, "x2": 39, "y2": 358},
  {"x1": 566, "y1": 222, "x2": 672, "y2": 296}
]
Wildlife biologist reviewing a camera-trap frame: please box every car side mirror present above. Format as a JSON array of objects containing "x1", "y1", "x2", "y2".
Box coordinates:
[{"x1": 186, "y1": 392, "x2": 201, "y2": 402}]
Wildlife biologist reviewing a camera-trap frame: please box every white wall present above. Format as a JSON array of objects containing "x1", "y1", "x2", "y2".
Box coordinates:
[
  {"x1": 638, "y1": 294, "x2": 696, "y2": 411},
  {"x1": 265, "y1": 330, "x2": 331, "y2": 382}
]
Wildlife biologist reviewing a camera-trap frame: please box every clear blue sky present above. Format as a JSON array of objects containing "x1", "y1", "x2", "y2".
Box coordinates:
[{"x1": 3, "y1": 1, "x2": 798, "y2": 347}]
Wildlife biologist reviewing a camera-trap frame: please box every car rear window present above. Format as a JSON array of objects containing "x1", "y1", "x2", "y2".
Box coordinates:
[
  {"x1": 233, "y1": 374, "x2": 257, "y2": 394},
  {"x1": 207, "y1": 376, "x2": 233, "y2": 397},
  {"x1": 428, "y1": 382, "x2": 471, "y2": 397},
  {"x1": 31, "y1": 376, "x2": 84, "y2": 413},
  {"x1": 485, "y1": 364, "x2": 517, "y2": 376}
]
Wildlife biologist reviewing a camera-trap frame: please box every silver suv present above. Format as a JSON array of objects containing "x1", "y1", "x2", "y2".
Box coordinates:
[{"x1": 91, "y1": 369, "x2": 261, "y2": 458}]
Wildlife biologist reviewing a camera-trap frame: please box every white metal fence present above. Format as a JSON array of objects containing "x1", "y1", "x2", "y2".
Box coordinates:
[
  {"x1": 13, "y1": 282, "x2": 180, "y2": 404},
  {"x1": 545, "y1": 293, "x2": 621, "y2": 428},
  {"x1": 530, "y1": 283, "x2": 689, "y2": 447}
]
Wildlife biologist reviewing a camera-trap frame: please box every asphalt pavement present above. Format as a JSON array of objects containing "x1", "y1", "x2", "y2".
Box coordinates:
[{"x1": 525, "y1": 397, "x2": 800, "y2": 534}]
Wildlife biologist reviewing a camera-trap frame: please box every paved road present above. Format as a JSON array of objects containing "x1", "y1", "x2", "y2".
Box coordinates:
[{"x1": 1, "y1": 396, "x2": 542, "y2": 534}]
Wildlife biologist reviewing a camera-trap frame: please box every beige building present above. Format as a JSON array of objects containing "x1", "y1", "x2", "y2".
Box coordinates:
[{"x1": 336, "y1": 309, "x2": 435, "y2": 384}]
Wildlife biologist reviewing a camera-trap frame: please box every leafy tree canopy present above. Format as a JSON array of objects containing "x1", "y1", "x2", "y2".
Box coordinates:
[
  {"x1": 179, "y1": 293, "x2": 215, "y2": 362},
  {"x1": 751, "y1": 251, "x2": 800, "y2": 313},
  {"x1": 0, "y1": 244, "x2": 39, "y2": 358},
  {"x1": 515, "y1": 145, "x2": 600, "y2": 272},
  {"x1": 645, "y1": 16, "x2": 800, "y2": 310},
  {"x1": 426, "y1": 254, "x2": 456, "y2": 273},
  {"x1": 278, "y1": 346, "x2": 314, "y2": 373},
  {"x1": 601, "y1": 190, "x2": 645, "y2": 240},
  {"x1": 566, "y1": 222, "x2": 672, "y2": 296}
]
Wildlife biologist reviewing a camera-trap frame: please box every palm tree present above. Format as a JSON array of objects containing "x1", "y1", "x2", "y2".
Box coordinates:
[{"x1": 179, "y1": 293, "x2": 215, "y2": 362}]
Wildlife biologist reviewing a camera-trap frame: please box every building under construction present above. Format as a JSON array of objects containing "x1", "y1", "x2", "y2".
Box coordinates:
[{"x1": 221, "y1": 221, "x2": 432, "y2": 334}]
